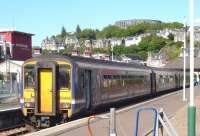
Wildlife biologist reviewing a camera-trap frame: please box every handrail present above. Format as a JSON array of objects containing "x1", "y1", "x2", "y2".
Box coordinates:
[{"x1": 134, "y1": 107, "x2": 158, "y2": 136}]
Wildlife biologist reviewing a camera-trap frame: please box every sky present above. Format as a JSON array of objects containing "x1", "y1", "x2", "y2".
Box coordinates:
[{"x1": 0, "y1": 0, "x2": 199, "y2": 47}]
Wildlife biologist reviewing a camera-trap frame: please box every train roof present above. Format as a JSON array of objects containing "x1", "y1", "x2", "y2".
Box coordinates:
[
  {"x1": 24, "y1": 54, "x2": 151, "y2": 70},
  {"x1": 24, "y1": 55, "x2": 183, "y2": 72},
  {"x1": 150, "y1": 67, "x2": 183, "y2": 72}
]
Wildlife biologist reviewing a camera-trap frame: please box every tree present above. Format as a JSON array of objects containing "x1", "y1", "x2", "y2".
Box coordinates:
[
  {"x1": 80, "y1": 29, "x2": 96, "y2": 40},
  {"x1": 167, "y1": 33, "x2": 175, "y2": 41},
  {"x1": 59, "y1": 48, "x2": 69, "y2": 55},
  {"x1": 61, "y1": 26, "x2": 67, "y2": 38},
  {"x1": 77, "y1": 46, "x2": 85, "y2": 54},
  {"x1": 76, "y1": 25, "x2": 81, "y2": 33},
  {"x1": 160, "y1": 42, "x2": 182, "y2": 60},
  {"x1": 113, "y1": 45, "x2": 126, "y2": 56},
  {"x1": 96, "y1": 25, "x2": 128, "y2": 39},
  {"x1": 195, "y1": 40, "x2": 200, "y2": 47},
  {"x1": 75, "y1": 25, "x2": 82, "y2": 40},
  {"x1": 137, "y1": 51, "x2": 148, "y2": 60}
]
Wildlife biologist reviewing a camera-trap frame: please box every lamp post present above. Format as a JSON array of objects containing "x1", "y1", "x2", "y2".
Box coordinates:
[
  {"x1": 183, "y1": 17, "x2": 187, "y2": 102},
  {"x1": 188, "y1": 0, "x2": 196, "y2": 135}
]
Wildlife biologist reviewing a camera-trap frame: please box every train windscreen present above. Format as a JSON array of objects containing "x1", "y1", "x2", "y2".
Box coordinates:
[{"x1": 24, "y1": 66, "x2": 35, "y2": 89}]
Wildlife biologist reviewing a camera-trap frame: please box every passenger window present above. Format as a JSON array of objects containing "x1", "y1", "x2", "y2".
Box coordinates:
[
  {"x1": 58, "y1": 65, "x2": 70, "y2": 89},
  {"x1": 24, "y1": 66, "x2": 35, "y2": 89},
  {"x1": 81, "y1": 73, "x2": 84, "y2": 88},
  {"x1": 103, "y1": 75, "x2": 112, "y2": 91},
  {"x1": 103, "y1": 80, "x2": 109, "y2": 88}
]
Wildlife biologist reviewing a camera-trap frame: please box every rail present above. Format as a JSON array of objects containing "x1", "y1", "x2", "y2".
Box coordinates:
[
  {"x1": 134, "y1": 107, "x2": 179, "y2": 136},
  {"x1": 134, "y1": 107, "x2": 158, "y2": 136}
]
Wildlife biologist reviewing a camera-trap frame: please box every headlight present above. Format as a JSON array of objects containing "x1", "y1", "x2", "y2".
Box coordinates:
[
  {"x1": 24, "y1": 102, "x2": 35, "y2": 108},
  {"x1": 60, "y1": 103, "x2": 71, "y2": 109},
  {"x1": 20, "y1": 98, "x2": 24, "y2": 104}
]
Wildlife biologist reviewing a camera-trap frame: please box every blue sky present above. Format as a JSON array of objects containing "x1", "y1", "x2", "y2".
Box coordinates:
[{"x1": 0, "y1": 0, "x2": 199, "y2": 47}]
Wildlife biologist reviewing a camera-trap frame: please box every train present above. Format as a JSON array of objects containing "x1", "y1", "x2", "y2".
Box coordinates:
[{"x1": 21, "y1": 55, "x2": 190, "y2": 128}]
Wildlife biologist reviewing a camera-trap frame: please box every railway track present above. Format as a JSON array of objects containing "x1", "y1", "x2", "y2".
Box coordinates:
[
  {"x1": 0, "y1": 124, "x2": 28, "y2": 136},
  {"x1": 0, "y1": 106, "x2": 31, "y2": 136}
]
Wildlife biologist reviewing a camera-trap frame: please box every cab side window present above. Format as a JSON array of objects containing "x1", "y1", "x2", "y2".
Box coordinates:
[{"x1": 58, "y1": 65, "x2": 70, "y2": 89}]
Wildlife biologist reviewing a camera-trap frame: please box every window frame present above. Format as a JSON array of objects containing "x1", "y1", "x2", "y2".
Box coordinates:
[
  {"x1": 24, "y1": 65, "x2": 35, "y2": 89},
  {"x1": 58, "y1": 65, "x2": 71, "y2": 90}
]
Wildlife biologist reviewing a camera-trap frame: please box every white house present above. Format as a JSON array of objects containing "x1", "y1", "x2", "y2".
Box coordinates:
[
  {"x1": 65, "y1": 35, "x2": 80, "y2": 48},
  {"x1": 125, "y1": 36, "x2": 142, "y2": 46}
]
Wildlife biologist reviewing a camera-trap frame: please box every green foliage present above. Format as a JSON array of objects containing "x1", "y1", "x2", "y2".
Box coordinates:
[
  {"x1": 167, "y1": 33, "x2": 174, "y2": 41},
  {"x1": 160, "y1": 41, "x2": 183, "y2": 60},
  {"x1": 96, "y1": 22, "x2": 183, "y2": 39},
  {"x1": 113, "y1": 45, "x2": 126, "y2": 56},
  {"x1": 124, "y1": 45, "x2": 140, "y2": 54},
  {"x1": 92, "y1": 34, "x2": 182, "y2": 60},
  {"x1": 59, "y1": 49, "x2": 70, "y2": 55},
  {"x1": 163, "y1": 22, "x2": 183, "y2": 29},
  {"x1": 96, "y1": 25, "x2": 128, "y2": 39},
  {"x1": 49, "y1": 22, "x2": 184, "y2": 60},
  {"x1": 92, "y1": 45, "x2": 112, "y2": 55},
  {"x1": 127, "y1": 24, "x2": 145, "y2": 36},
  {"x1": 0, "y1": 74, "x2": 3, "y2": 80},
  {"x1": 137, "y1": 51, "x2": 148, "y2": 60},
  {"x1": 42, "y1": 49, "x2": 50, "y2": 55},
  {"x1": 76, "y1": 25, "x2": 81, "y2": 33},
  {"x1": 137, "y1": 34, "x2": 166, "y2": 52},
  {"x1": 77, "y1": 46, "x2": 85, "y2": 54},
  {"x1": 75, "y1": 25, "x2": 82, "y2": 40},
  {"x1": 61, "y1": 26, "x2": 67, "y2": 38},
  {"x1": 79, "y1": 29, "x2": 96, "y2": 40},
  {"x1": 195, "y1": 40, "x2": 200, "y2": 47}
]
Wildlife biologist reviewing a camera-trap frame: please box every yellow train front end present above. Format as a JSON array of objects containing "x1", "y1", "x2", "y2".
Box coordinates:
[{"x1": 22, "y1": 58, "x2": 73, "y2": 127}]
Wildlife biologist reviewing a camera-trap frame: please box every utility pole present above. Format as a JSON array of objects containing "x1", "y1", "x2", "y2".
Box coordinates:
[
  {"x1": 183, "y1": 17, "x2": 187, "y2": 102},
  {"x1": 188, "y1": 0, "x2": 196, "y2": 135}
]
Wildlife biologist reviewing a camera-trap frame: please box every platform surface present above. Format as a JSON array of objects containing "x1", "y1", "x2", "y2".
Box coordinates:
[
  {"x1": 26, "y1": 86, "x2": 200, "y2": 136},
  {"x1": 0, "y1": 97, "x2": 20, "y2": 112}
]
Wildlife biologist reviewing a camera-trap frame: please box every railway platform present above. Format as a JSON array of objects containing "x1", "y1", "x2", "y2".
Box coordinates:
[
  {"x1": 26, "y1": 86, "x2": 200, "y2": 136},
  {"x1": 0, "y1": 105, "x2": 22, "y2": 131},
  {"x1": 0, "y1": 97, "x2": 22, "y2": 131},
  {"x1": 0, "y1": 97, "x2": 20, "y2": 112}
]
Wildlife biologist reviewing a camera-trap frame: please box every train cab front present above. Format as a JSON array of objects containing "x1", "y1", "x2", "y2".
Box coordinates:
[{"x1": 22, "y1": 59, "x2": 73, "y2": 127}]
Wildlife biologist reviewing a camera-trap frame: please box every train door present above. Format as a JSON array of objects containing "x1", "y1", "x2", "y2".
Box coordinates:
[
  {"x1": 39, "y1": 69, "x2": 53, "y2": 113},
  {"x1": 150, "y1": 72, "x2": 156, "y2": 94},
  {"x1": 35, "y1": 62, "x2": 57, "y2": 116},
  {"x1": 84, "y1": 70, "x2": 91, "y2": 109}
]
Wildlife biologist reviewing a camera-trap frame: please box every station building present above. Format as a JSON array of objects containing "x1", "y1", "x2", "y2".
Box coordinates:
[
  {"x1": 0, "y1": 30, "x2": 34, "y2": 61},
  {"x1": 0, "y1": 30, "x2": 34, "y2": 96}
]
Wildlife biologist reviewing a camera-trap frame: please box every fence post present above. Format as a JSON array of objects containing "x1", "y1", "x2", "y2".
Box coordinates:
[{"x1": 110, "y1": 108, "x2": 117, "y2": 136}]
